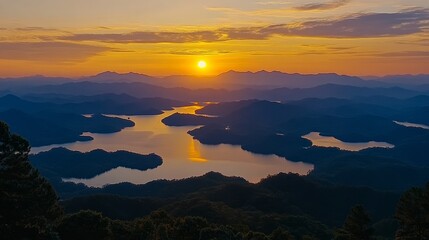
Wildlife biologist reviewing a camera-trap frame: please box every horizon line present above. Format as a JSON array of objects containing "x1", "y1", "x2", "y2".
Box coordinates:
[{"x1": 1, "y1": 70, "x2": 428, "y2": 80}]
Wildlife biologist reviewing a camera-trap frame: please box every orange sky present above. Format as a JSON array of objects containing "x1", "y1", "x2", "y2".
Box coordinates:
[{"x1": 0, "y1": 0, "x2": 428, "y2": 77}]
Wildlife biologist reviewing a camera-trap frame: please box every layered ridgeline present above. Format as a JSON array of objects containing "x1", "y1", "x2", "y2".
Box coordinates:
[
  {"x1": 2, "y1": 71, "x2": 429, "y2": 102},
  {"x1": 3, "y1": 71, "x2": 429, "y2": 89}
]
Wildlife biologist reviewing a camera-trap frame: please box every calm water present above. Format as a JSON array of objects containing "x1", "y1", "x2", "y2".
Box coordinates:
[
  {"x1": 394, "y1": 121, "x2": 429, "y2": 130},
  {"x1": 302, "y1": 132, "x2": 395, "y2": 152},
  {"x1": 32, "y1": 106, "x2": 313, "y2": 187}
]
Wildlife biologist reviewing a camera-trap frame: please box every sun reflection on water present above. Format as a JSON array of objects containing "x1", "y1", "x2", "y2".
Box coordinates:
[{"x1": 188, "y1": 138, "x2": 208, "y2": 163}]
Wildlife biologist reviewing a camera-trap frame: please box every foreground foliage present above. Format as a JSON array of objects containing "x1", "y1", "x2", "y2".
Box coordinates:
[
  {"x1": 335, "y1": 205, "x2": 373, "y2": 240},
  {"x1": 0, "y1": 122, "x2": 62, "y2": 239},
  {"x1": 396, "y1": 184, "x2": 429, "y2": 239},
  {"x1": 56, "y1": 210, "x2": 310, "y2": 240}
]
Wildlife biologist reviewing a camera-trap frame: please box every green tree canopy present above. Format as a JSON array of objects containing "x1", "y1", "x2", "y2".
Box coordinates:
[
  {"x1": 396, "y1": 185, "x2": 429, "y2": 239},
  {"x1": 0, "y1": 122, "x2": 62, "y2": 239},
  {"x1": 335, "y1": 205, "x2": 373, "y2": 240},
  {"x1": 57, "y1": 210, "x2": 112, "y2": 240}
]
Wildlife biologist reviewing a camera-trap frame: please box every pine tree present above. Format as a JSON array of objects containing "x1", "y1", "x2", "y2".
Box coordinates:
[
  {"x1": 335, "y1": 205, "x2": 373, "y2": 240},
  {"x1": 396, "y1": 186, "x2": 429, "y2": 239},
  {"x1": 0, "y1": 122, "x2": 63, "y2": 239}
]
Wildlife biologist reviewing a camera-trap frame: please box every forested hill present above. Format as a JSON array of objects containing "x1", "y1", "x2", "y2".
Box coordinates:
[{"x1": 61, "y1": 172, "x2": 400, "y2": 227}]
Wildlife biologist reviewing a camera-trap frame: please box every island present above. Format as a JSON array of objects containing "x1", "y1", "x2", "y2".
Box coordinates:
[{"x1": 31, "y1": 147, "x2": 163, "y2": 179}]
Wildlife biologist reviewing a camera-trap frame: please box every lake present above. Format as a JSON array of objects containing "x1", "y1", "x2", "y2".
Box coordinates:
[
  {"x1": 302, "y1": 132, "x2": 395, "y2": 152},
  {"x1": 394, "y1": 121, "x2": 429, "y2": 130},
  {"x1": 32, "y1": 106, "x2": 313, "y2": 187}
]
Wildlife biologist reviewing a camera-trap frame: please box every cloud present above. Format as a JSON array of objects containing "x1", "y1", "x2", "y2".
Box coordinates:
[
  {"x1": 57, "y1": 9, "x2": 428, "y2": 43},
  {"x1": 294, "y1": 0, "x2": 351, "y2": 11},
  {"x1": 156, "y1": 49, "x2": 232, "y2": 56},
  {"x1": 258, "y1": 8, "x2": 429, "y2": 38},
  {"x1": 208, "y1": 0, "x2": 350, "y2": 16},
  {"x1": 11, "y1": 27, "x2": 71, "y2": 36},
  {"x1": 397, "y1": 37, "x2": 429, "y2": 46},
  {"x1": 14, "y1": 27, "x2": 59, "y2": 32},
  {"x1": 0, "y1": 27, "x2": 71, "y2": 42},
  {"x1": 61, "y1": 31, "x2": 227, "y2": 43},
  {"x1": 377, "y1": 51, "x2": 429, "y2": 57},
  {"x1": 0, "y1": 42, "x2": 110, "y2": 62},
  {"x1": 256, "y1": 1, "x2": 292, "y2": 5}
]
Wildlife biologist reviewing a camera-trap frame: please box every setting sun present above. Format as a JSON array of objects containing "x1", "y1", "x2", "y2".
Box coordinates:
[{"x1": 197, "y1": 60, "x2": 207, "y2": 69}]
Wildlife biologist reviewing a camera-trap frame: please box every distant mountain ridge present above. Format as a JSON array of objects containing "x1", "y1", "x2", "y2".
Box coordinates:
[
  {"x1": 2, "y1": 70, "x2": 428, "y2": 90},
  {"x1": 80, "y1": 70, "x2": 383, "y2": 89},
  {"x1": 11, "y1": 82, "x2": 423, "y2": 102},
  {"x1": 81, "y1": 71, "x2": 429, "y2": 89},
  {"x1": 1, "y1": 71, "x2": 428, "y2": 102},
  {"x1": 85, "y1": 71, "x2": 154, "y2": 83},
  {"x1": 371, "y1": 74, "x2": 429, "y2": 85}
]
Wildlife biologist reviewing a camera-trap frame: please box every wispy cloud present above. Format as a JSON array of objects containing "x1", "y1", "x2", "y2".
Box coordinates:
[
  {"x1": 0, "y1": 42, "x2": 110, "y2": 62},
  {"x1": 396, "y1": 36, "x2": 429, "y2": 46},
  {"x1": 256, "y1": 1, "x2": 292, "y2": 5},
  {"x1": 377, "y1": 51, "x2": 429, "y2": 57},
  {"x1": 209, "y1": 0, "x2": 351, "y2": 17},
  {"x1": 258, "y1": 8, "x2": 429, "y2": 38},
  {"x1": 0, "y1": 27, "x2": 71, "y2": 42},
  {"x1": 156, "y1": 49, "x2": 232, "y2": 56},
  {"x1": 57, "y1": 9, "x2": 429, "y2": 43},
  {"x1": 10, "y1": 27, "x2": 71, "y2": 36},
  {"x1": 14, "y1": 27, "x2": 59, "y2": 32},
  {"x1": 61, "y1": 31, "x2": 228, "y2": 43},
  {"x1": 294, "y1": 0, "x2": 351, "y2": 11}
]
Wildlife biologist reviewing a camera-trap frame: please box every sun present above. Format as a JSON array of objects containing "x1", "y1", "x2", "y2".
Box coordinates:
[{"x1": 197, "y1": 60, "x2": 207, "y2": 69}]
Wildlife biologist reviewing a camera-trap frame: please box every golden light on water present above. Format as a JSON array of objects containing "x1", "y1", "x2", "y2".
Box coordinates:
[{"x1": 188, "y1": 138, "x2": 208, "y2": 163}]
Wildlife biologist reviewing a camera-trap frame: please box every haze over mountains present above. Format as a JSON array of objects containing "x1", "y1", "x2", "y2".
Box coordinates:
[
  {"x1": 83, "y1": 71, "x2": 429, "y2": 89},
  {"x1": 2, "y1": 71, "x2": 429, "y2": 103},
  {"x1": 2, "y1": 70, "x2": 429, "y2": 89}
]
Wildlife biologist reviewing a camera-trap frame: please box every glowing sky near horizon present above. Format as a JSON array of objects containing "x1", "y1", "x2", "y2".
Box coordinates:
[{"x1": 0, "y1": 0, "x2": 428, "y2": 77}]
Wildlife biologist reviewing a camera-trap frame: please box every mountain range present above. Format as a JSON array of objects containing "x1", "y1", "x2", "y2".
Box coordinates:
[
  {"x1": 2, "y1": 71, "x2": 429, "y2": 91},
  {"x1": 1, "y1": 73, "x2": 427, "y2": 102}
]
